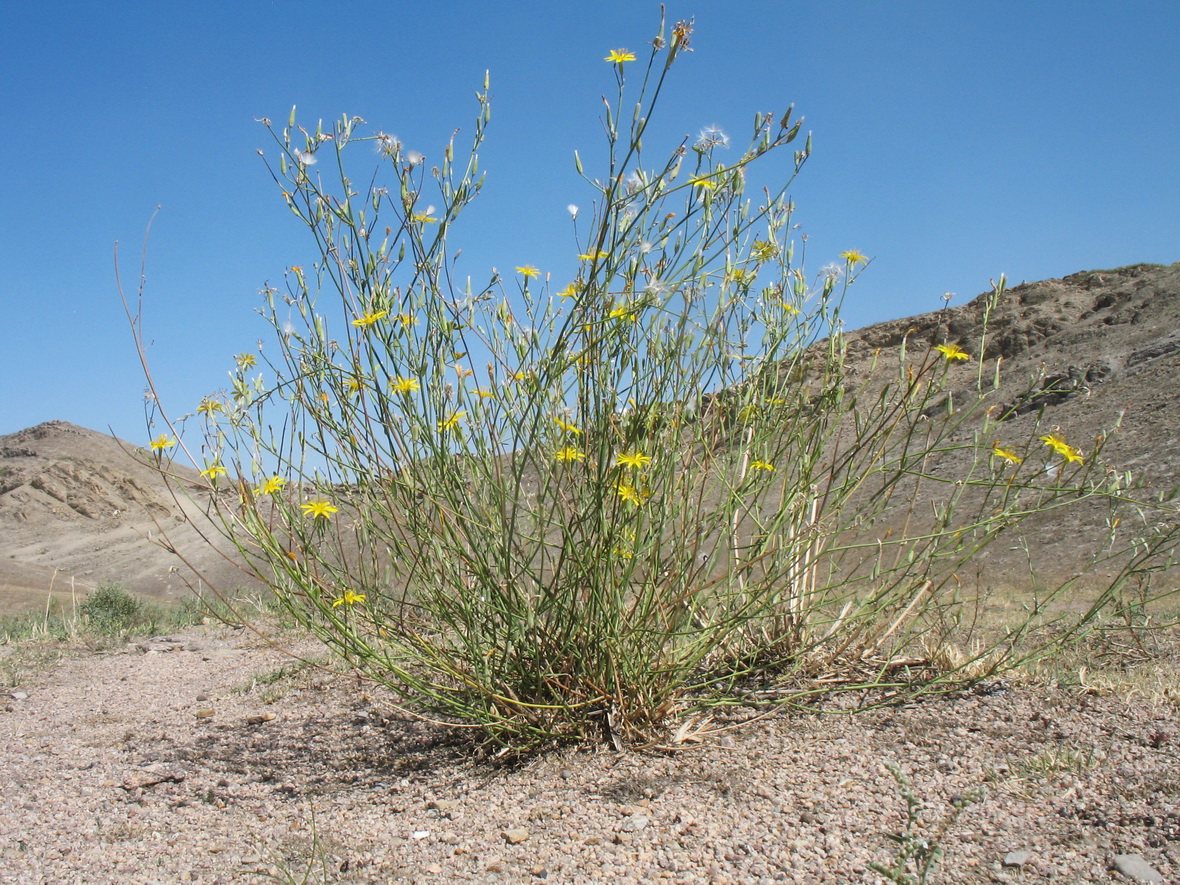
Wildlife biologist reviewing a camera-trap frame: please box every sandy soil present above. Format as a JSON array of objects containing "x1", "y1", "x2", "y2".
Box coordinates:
[{"x1": 1, "y1": 622, "x2": 1176, "y2": 884}]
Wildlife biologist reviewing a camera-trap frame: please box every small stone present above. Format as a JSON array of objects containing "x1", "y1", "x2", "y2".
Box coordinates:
[
  {"x1": 503, "y1": 828, "x2": 530, "y2": 844},
  {"x1": 195, "y1": 709, "x2": 215, "y2": 719},
  {"x1": 621, "y1": 815, "x2": 650, "y2": 832},
  {"x1": 411, "y1": 830, "x2": 430, "y2": 840},
  {"x1": 10, "y1": 691, "x2": 28, "y2": 701},
  {"x1": 243, "y1": 712, "x2": 276, "y2": 725},
  {"x1": 427, "y1": 799, "x2": 460, "y2": 812},
  {"x1": 800, "y1": 811, "x2": 818, "y2": 824},
  {"x1": 425, "y1": 863, "x2": 442, "y2": 874},
  {"x1": 1003, "y1": 850, "x2": 1031, "y2": 867},
  {"x1": 1111, "y1": 854, "x2": 1164, "y2": 884},
  {"x1": 195, "y1": 694, "x2": 209, "y2": 702},
  {"x1": 530, "y1": 865, "x2": 548, "y2": 878},
  {"x1": 121, "y1": 763, "x2": 187, "y2": 790}
]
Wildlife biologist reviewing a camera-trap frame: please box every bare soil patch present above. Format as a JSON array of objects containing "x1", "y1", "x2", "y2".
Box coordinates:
[{"x1": 1, "y1": 621, "x2": 1176, "y2": 883}]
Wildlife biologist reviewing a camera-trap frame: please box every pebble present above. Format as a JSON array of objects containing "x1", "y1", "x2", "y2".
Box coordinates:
[
  {"x1": 9, "y1": 692, "x2": 28, "y2": 701},
  {"x1": 503, "y1": 828, "x2": 530, "y2": 844},
  {"x1": 1003, "y1": 850, "x2": 1031, "y2": 867},
  {"x1": 121, "y1": 763, "x2": 187, "y2": 790},
  {"x1": 1111, "y1": 854, "x2": 1163, "y2": 884},
  {"x1": 620, "y1": 815, "x2": 650, "y2": 832}
]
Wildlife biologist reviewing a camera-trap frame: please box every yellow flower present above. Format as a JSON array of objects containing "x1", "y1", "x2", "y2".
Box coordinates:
[
  {"x1": 201, "y1": 462, "x2": 228, "y2": 480},
  {"x1": 556, "y1": 282, "x2": 579, "y2": 299},
  {"x1": 578, "y1": 250, "x2": 609, "y2": 261},
  {"x1": 554, "y1": 417, "x2": 583, "y2": 434},
  {"x1": 1040, "y1": 433, "x2": 1084, "y2": 464},
  {"x1": 991, "y1": 444, "x2": 1023, "y2": 465},
  {"x1": 689, "y1": 175, "x2": 717, "y2": 191},
  {"x1": 751, "y1": 240, "x2": 778, "y2": 262},
  {"x1": 516, "y1": 265, "x2": 540, "y2": 279},
  {"x1": 472, "y1": 389, "x2": 496, "y2": 399},
  {"x1": 616, "y1": 483, "x2": 649, "y2": 506},
  {"x1": 934, "y1": 343, "x2": 970, "y2": 361},
  {"x1": 257, "y1": 476, "x2": 287, "y2": 495},
  {"x1": 411, "y1": 210, "x2": 438, "y2": 223},
  {"x1": 397, "y1": 313, "x2": 418, "y2": 327},
  {"x1": 149, "y1": 434, "x2": 176, "y2": 452},
  {"x1": 555, "y1": 446, "x2": 586, "y2": 463},
  {"x1": 749, "y1": 460, "x2": 776, "y2": 472},
  {"x1": 390, "y1": 376, "x2": 420, "y2": 394},
  {"x1": 197, "y1": 398, "x2": 223, "y2": 416},
  {"x1": 345, "y1": 376, "x2": 364, "y2": 395},
  {"x1": 839, "y1": 249, "x2": 869, "y2": 267},
  {"x1": 438, "y1": 411, "x2": 466, "y2": 432},
  {"x1": 351, "y1": 309, "x2": 389, "y2": 328},
  {"x1": 616, "y1": 451, "x2": 652, "y2": 470},
  {"x1": 234, "y1": 353, "x2": 257, "y2": 369},
  {"x1": 609, "y1": 304, "x2": 638, "y2": 321},
  {"x1": 301, "y1": 500, "x2": 339, "y2": 520},
  {"x1": 727, "y1": 268, "x2": 756, "y2": 286},
  {"x1": 604, "y1": 48, "x2": 636, "y2": 63},
  {"x1": 331, "y1": 589, "x2": 366, "y2": 608}
]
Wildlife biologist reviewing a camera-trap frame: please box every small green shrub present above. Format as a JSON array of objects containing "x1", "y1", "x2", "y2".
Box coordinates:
[{"x1": 80, "y1": 583, "x2": 149, "y2": 634}]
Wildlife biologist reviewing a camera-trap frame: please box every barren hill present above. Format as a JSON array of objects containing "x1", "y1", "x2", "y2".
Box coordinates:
[
  {"x1": 0, "y1": 421, "x2": 250, "y2": 613},
  {"x1": 2, "y1": 262, "x2": 1177, "y2": 614}
]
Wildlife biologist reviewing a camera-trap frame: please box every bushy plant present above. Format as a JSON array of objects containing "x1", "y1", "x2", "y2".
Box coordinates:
[
  {"x1": 131, "y1": 14, "x2": 1177, "y2": 752},
  {"x1": 80, "y1": 583, "x2": 148, "y2": 634}
]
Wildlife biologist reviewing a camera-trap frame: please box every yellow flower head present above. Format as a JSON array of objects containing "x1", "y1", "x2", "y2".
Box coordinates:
[
  {"x1": 438, "y1": 411, "x2": 466, "y2": 432},
  {"x1": 749, "y1": 460, "x2": 776, "y2": 472},
  {"x1": 351, "y1": 309, "x2": 389, "y2": 328},
  {"x1": 472, "y1": 388, "x2": 496, "y2": 399},
  {"x1": 934, "y1": 343, "x2": 970, "y2": 362},
  {"x1": 839, "y1": 249, "x2": 869, "y2": 267},
  {"x1": 689, "y1": 175, "x2": 717, "y2": 191},
  {"x1": 578, "y1": 250, "x2": 609, "y2": 262},
  {"x1": 234, "y1": 353, "x2": 257, "y2": 370},
  {"x1": 751, "y1": 240, "x2": 779, "y2": 262},
  {"x1": 555, "y1": 446, "x2": 586, "y2": 463},
  {"x1": 201, "y1": 462, "x2": 228, "y2": 480},
  {"x1": 301, "y1": 500, "x2": 339, "y2": 520},
  {"x1": 556, "y1": 282, "x2": 579, "y2": 299},
  {"x1": 257, "y1": 475, "x2": 287, "y2": 495},
  {"x1": 604, "y1": 49, "x2": 636, "y2": 64},
  {"x1": 411, "y1": 211, "x2": 438, "y2": 224},
  {"x1": 397, "y1": 313, "x2": 417, "y2": 327},
  {"x1": 1040, "y1": 433, "x2": 1084, "y2": 464},
  {"x1": 516, "y1": 265, "x2": 541, "y2": 279},
  {"x1": 390, "y1": 376, "x2": 421, "y2": 394},
  {"x1": 332, "y1": 589, "x2": 366, "y2": 608},
  {"x1": 991, "y1": 444, "x2": 1023, "y2": 465},
  {"x1": 616, "y1": 451, "x2": 653, "y2": 470},
  {"x1": 609, "y1": 304, "x2": 638, "y2": 322},
  {"x1": 149, "y1": 434, "x2": 176, "y2": 452},
  {"x1": 197, "y1": 398, "x2": 224, "y2": 416},
  {"x1": 616, "y1": 483, "x2": 649, "y2": 506},
  {"x1": 554, "y1": 417, "x2": 583, "y2": 435}
]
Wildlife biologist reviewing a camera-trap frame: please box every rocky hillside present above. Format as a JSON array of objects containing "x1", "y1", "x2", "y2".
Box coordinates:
[{"x1": 0, "y1": 421, "x2": 251, "y2": 613}]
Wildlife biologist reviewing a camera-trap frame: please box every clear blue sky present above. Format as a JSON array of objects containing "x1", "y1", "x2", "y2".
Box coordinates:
[{"x1": 2, "y1": 1, "x2": 1177, "y2": 444}]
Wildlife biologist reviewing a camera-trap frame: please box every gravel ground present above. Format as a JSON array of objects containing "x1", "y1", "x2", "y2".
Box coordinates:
[{"x1": 1, "y1": 623, "x2": 1177, "y2": 884}]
